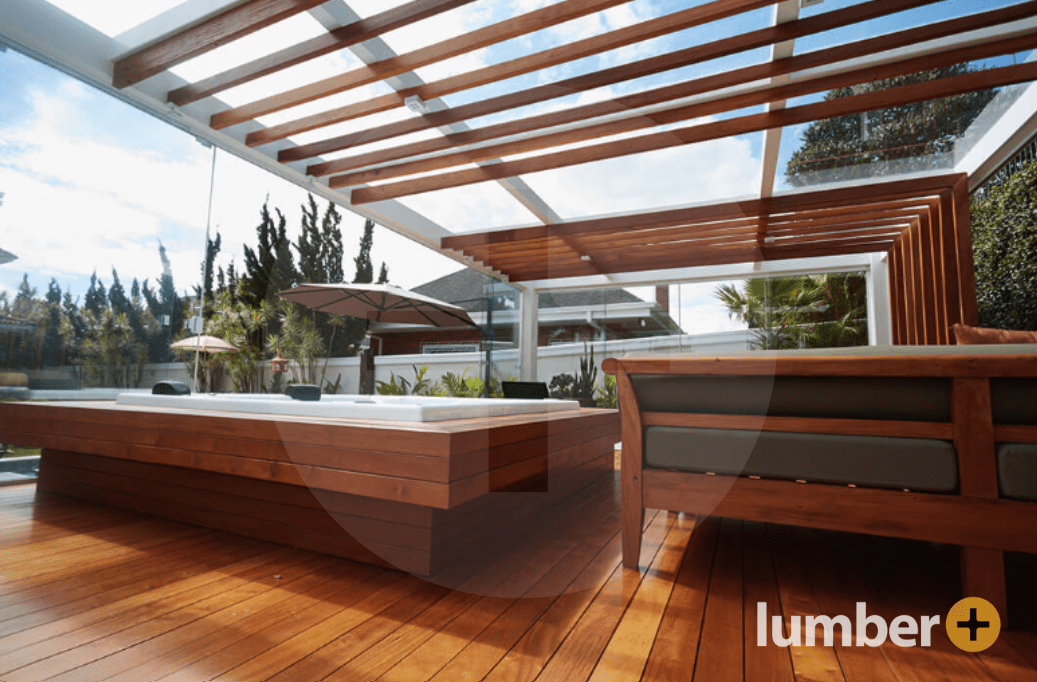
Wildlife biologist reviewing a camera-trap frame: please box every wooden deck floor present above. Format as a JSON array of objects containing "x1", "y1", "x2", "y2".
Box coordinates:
[{"x1": 2, "y1": 474, "x2": 1036, "y2": 682}]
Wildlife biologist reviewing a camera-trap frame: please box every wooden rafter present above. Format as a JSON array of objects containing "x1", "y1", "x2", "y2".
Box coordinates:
[
  {"x1": 280, "y1": 0, "x2": 951, "y2": 163},
  {"x1": 208, "y1": 0, "x2": 649, "y2": 129},
  {"x1": 241, "y1": 0, "x2": 783, "y2": 142},
  {"x1": 113, "y1": 0, "x2": 330, "y2": 89},
  {"x1": 324, "y1": 27, "x2": 1037, "y2": 189},
  {"x1": 351, "y1": 60, "x2": 1037, "y2": 204},
  {"x1": 442, "y1": 175, "x2": 960, "y2": 282},
  {"x1": 164, "y1": 0, "x2": 483, "y2": 106},
  {"x1": 306, "y1": 0, "x2": 1037, "y2": 178},
  {"x1": 444, "y1": 175, "x2": 954, "y2": 251}
]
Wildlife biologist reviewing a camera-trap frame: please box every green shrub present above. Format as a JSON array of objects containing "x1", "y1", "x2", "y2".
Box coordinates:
[{"x1": 971, "y1": 159, "x2": 1037, "y2": 331}]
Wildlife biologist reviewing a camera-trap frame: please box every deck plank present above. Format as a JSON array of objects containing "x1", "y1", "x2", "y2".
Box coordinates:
[
  {"x1": 639, "y1": 515, "x2": 718, "y2": 682},
  {"x1": 532, "y1": 508, "x2": 673, "y2": 682},
  {"x1": 0, "y1": 478, "x2": 1034, "y2": 682},
  {"x1": 692, "y1": 517, "x2": 745, "y2": 682},
  {"x1": 767, "y1": 523, "x2": 846, "y2": 682},
  {"x1": 742, "y1": 520, "x2": 795, "y2": 682},
  {"x1": 319, "y1": 472, "x2": 618, "y2": 679}
]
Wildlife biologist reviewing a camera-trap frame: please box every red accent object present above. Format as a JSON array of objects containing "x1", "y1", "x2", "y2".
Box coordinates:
[{"x1": 270, "y1": 351, "x2": 289, "y2": 374}]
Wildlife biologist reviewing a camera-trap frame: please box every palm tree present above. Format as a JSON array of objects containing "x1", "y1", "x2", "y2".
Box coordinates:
[{"x1": 716, "y1": 274, "x2": 867, "y2": 349}]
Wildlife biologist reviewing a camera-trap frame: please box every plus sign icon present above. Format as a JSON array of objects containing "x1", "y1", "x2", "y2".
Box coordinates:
[{"x1": 946, "y1": 597, "x2": 1001, "y2": 652}]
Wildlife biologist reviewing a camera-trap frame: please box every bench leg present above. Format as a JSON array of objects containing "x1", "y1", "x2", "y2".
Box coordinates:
[
  {"x1": 960, "y1": 546, "x2": 1007, "y2": 625},
  {"x1": 622, "y1": 505, "x2": 644, "y2": 569}
]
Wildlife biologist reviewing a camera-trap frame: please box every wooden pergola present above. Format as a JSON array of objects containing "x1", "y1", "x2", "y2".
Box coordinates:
[
  {"x1": 2, "y1": 0, "x2": 1036, "y2": 347},
  {"x1": 443, "y1": 172, "x2": 979, "y2": 345}
]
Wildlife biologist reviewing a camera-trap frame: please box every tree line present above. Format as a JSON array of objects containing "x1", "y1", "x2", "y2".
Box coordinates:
[{"x1": 0, "y1": 194, "x2": 387, "y2": 387}]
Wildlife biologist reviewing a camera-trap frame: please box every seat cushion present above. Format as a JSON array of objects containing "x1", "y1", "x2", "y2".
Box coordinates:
[
  {"x1": 644, "y1": 426, "x2": 959, "y2": 492},
  {"x1": 997, "y1": 443, "x2": 1037, "y2": 501},
  {"x1": 631, "y1": 375, "x2": 951, "y2": 421}
]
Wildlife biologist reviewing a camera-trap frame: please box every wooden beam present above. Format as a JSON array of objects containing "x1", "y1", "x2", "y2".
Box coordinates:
[
  {"x1": 603, "y1": 353, "x2": 1037, "y2": 378},
  {"x1": 113, "y1": 0, "x2": 329, "y2": 89},
  {"x1": 917, "y1": 212, "x2": 939, "y2": 344},
  {"x1": 933, "y1": 199, "x2": 949, "y2": 342},
  {"x1": 210, "y1": 0, "x2": 708, "y2": 129},
  {"x1": 353, "y1": 61, "x2": 1037, "y2": 203},
  {"x1": 459, "y1": 204, "x2": 922, "y2": 263},
  {"x1": 641, "y1": 470, "x2": 1037, "y2": 555},
  {"x1": 888, "y1": 245, "x2": 903, "y2": 344},
  {"x1": 166, "y1": 0, "x2": 484, "y2": 106},
  {"x1": 442, "y1": 174, "x2": 957, "y2": 252},
  {"x1": 939, "y1": 189, "x2": 963, "y2": 332},
  {"x1": 305, "y1": 0, "x2": 1037, "y2": 173},
  {"x1": 331, "y1": 20, "x2": 1037, "y2": 188},
  {"x1": 502, "y1": 239, "x2": 894, "y2": 282},
  {"x1": 284, "y1": 0, "x2": 956, "y2": 161},
  {"x1": 953, "y1": 175, "x2": 981, "y2": 326},
  {"x1": 243, "y1": 0, "x2": 784, "y2": 142},
  {"x1": 477, "y1": 221, "x2": 907, "y2": 268}
]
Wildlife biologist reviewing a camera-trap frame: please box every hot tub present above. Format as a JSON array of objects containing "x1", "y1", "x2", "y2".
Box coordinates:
[{"x1": 115, "y1": 392, "x2": 582, "y2": 422}]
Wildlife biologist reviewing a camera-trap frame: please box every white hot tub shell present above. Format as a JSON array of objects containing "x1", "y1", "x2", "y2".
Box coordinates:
[{"x1": 116, "y1": 392, "x2": 583, "y2": 422}]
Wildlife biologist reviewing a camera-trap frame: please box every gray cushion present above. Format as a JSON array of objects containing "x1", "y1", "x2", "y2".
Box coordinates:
[
  {"x1": 990, "y1": 379, "x2": 1037, "y2": 425},
  {"x1": 644, "y1": 426, "x2": 959, "y2": 492},
  {"x1": 997, "y1": 443, "x2": 1037, "y2": 500},
  {"x1": 631, "y1": 375, "x2": 951, "y2": 422}
]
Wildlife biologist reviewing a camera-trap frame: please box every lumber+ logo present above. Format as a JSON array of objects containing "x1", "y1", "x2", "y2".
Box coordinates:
[{"x1": 756, "y1": 598, "x2": 1000, "y2": 651}]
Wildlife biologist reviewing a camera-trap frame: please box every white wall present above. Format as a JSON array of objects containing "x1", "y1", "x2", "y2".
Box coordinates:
[{"x1": 25, "y1": 329, "x2": 751, "y2": 395}]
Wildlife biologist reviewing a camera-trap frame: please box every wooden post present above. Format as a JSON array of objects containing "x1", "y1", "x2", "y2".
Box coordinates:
[
  {"x1": 950, "y1": 377, "x2": 1007, "y2": 620},
  {"x1": 923, "y1": 203, "x2": 946, "y2": 344},
  {"x1": 952, "y1": 176, "x2": 980, "y2": 326},
  {"x1": 917, "y1": 212, "x2": 938, "y2": 344},
  {"x1": 938, "y1": 190, "x2": 962, "y2": 336},
  {"x1": 615, "y1": 368, "x2": 645, "y2": 569},
  {"x1": 888, "y1": 246, "x2": 902, "y2": 344}
]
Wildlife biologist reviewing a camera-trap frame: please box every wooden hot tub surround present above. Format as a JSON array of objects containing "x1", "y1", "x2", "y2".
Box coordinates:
[{"x1": 0, "y1": 400, "x2": 619, "y2": 576}]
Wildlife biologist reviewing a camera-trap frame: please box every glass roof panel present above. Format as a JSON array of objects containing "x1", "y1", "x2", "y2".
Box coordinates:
[
  {"x1": 44, "y1": 0, "x2": 188, "y2": 38},
  {"x1": 772, "y1": 50, "x2": 1037, "y2": 192},
  {"x1": 793, "y1": 0, "x2": 1023, "y2": 56},
  {"x1": 168, "y1": 12, "x2": 330, "y2": 87},
  {"x1": 396, "y1": 178, "x2": 543, "y2": 234},
  {"x1": 517, "y1": 132, "x2": 765, "y2": 222}
]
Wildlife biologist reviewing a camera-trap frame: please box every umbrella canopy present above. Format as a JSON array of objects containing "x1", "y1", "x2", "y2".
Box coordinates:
[
  {"x1": 278, "y1": 283, "x2": 477, "y2": 328},
  {"x1": 171, "y1": 335, "x2": 238, "y2": 353}
]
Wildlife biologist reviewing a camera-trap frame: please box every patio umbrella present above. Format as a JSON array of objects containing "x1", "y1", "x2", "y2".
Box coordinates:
[
  {"x1": 170, "y1": 335, "x2": 238, "y2": 353},
  {"x1": 277, "y1": 283, "x2": 477, "y2": 328},
  {"x1": 279, "y1": 283, "x2": 478, "y2": 394},
  {"x1": 171, "y1": 335, "x2": 236, "y2": 393}
]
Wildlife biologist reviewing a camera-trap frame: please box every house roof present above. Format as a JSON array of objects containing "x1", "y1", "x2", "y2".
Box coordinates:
[
  {"x1": 412, "y1": 267, "x2": 642, "y2": 312},
  {"x1": 0, "y1": 248, "x2": 16, "y2": 266}
]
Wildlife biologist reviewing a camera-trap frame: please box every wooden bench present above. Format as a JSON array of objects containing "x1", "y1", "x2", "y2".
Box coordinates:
[{"x1": 603, "y1": 345, "x2": 1037, "y2": 620}]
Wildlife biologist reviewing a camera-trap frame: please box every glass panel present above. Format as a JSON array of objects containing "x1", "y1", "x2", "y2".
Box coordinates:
[
  {"x1": 44, "y1": 0, "x2": 189, "y2": 38},
  {"x1": 0, "y1": 46, "x2": 465, "y2": 403},
  {"x1": 794, "y1": 0, "x2": 1023, "y2": 57},
  {"x1": 169, "y1": 12, "x2": 333, "y2": 100},
  {"x1": 519, "y1": 131, "x2": 764, "y2": 222},
  {"x1": 774, "y1": 53, "x2": 1037, "y2": 191},
  {"x1": 367, "y1": 268, "x2": 522, "y2": 398},
  {"x1": 705, "y1": 273, "x2": 869, "y2": 350},
  {"x1": 0, "y1": 47, "x2": 210, "y2": 392},
  {"x1": 397, "y1": 181, "x2": 543, "y2": 233}
]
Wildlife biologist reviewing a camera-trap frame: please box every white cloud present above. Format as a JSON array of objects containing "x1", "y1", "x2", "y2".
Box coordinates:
[{"x1": 673, "y1": 281, "x2": 748, "y2": 334}]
